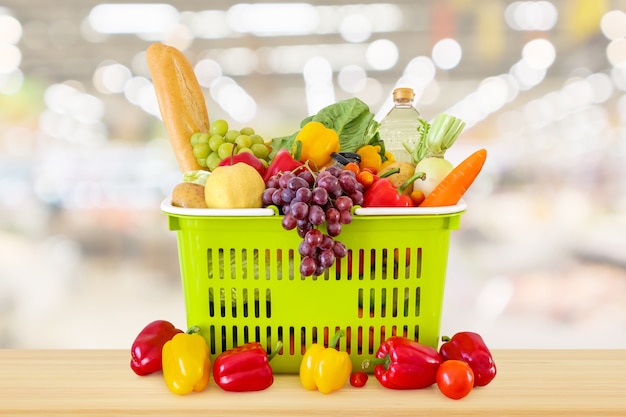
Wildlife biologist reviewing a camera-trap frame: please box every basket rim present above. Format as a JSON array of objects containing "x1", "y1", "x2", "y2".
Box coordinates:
[{"x1": 161, "y1": 195, "x2": 467, "y2": 217}]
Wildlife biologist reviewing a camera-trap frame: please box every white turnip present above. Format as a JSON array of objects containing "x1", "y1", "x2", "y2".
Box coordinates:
[{"x1": 408, "y1": 114, "x2": 465, "y2": 197}]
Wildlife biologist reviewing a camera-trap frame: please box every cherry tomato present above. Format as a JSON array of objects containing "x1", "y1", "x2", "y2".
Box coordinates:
[
  {"x1": 409, "y1": 189, "x2": 425, "y2": 206},
  {"x1": 350, "y1": 371, "x2": 368, "y2": 388},
  {"x1": 436, "y1": 360, "x2": 474, "y2": 400},
  {"x1": 356, "y1": 171, "x2": 376, "y2": 188},
  {"x1": 344, "y1": 162, "x2": 360, "y2": 175}
]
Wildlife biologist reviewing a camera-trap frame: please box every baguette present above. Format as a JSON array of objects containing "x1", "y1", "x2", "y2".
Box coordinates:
[{"x1": 146, "y1": 43, "x2": 210, "y2": 173}]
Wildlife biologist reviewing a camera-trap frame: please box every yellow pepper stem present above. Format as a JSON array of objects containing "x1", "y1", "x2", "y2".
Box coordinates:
[
  {"x1": 328, "y1": 330, "x2": 345, "y2": 349},
  {"x1": 186, "y1": 325, "x2": 201, "y2": 335}
]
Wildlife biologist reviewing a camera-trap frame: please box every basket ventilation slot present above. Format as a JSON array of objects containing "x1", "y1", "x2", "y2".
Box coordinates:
[
  {"x1": 206, "y1": 285, "x2": 421, "y2": 321},
  {"x1": 358, "y1": 287, "x2": 421, "y2": 318},
  {"x1": 207, "y1": 325, "x2": 420, "y2": 356},
  {"x1": 208, "y1": 287, "x2": 271, "y2": 319},
  {"x1": 206, "y1": 247, "x2": 423, "y2": 281}
]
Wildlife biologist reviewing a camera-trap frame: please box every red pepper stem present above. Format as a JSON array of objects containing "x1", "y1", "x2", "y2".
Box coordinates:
[
  {"x1": 398, "y1": 171, "x2": 426, "y2": 195},
  {"x1": 378, "y1": 167, "x2": 400, "y2": 178},
  {"x1": 267, "y1": 340, "x2": 283, "y2": 362},
  {"x1": 329, "y1": 330, "x2": 345, "y2": 349},
  {"x1": 361, "y1": 356, "x2": 390, "y2": 370},
  {"x1": 441, "y1": 335, "x2": 451, "y2": 343},
  {"x1": 186, "y1": 326, "x2": 201, "y2": 335}
]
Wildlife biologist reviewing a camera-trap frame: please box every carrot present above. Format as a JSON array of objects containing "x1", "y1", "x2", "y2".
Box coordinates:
[{"x1": 418, "y1": 148, "x2": 487, "y2": 207}]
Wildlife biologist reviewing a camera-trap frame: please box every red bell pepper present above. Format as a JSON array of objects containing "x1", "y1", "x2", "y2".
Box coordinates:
[
  {"x1": 218, "y1": 151, "x2": 266, "y2": 177},
  {"x1": 263, "y1": 148, "x2": 304, "y2": 183},
  {"x1": 130, "y1": 320, "x2": 183, "y2": 376},
  {"x1": 439, "y1": 331, "x2": 497, "y2": 387},
  {"x1": 212, "y1": 341, "x2": 282, "y2": 392},
  {"x1": 369, "y1": 336, "x2": 442, "y2": 389},
  {"x1": 362, "y1": 171, "x2": 425, "y2": 207}
]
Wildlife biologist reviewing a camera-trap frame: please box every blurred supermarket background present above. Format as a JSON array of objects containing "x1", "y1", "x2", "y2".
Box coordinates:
[{"x1": 1, "y1": 0, "x2": 626, "y2": 349}]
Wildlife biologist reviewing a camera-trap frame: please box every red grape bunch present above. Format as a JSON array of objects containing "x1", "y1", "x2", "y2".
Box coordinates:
[{"x1": 262, "y1": 165, "x2": 364, "y2": 277}]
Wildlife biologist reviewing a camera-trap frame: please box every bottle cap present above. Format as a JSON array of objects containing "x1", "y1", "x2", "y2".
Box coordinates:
[
  {"x1": 392, "y1": 87, "x2": 415, "y2": 101},
  {"x1": 331, "y1": 152, "x2": 361, "y2": 167}
]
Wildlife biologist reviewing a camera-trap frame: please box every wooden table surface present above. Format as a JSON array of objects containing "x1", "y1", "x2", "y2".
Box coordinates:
[{"x1": 0, "y1": 349, "x2": 625, "y2": 416}]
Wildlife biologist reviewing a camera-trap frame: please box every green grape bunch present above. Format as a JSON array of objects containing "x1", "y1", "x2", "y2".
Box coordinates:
[{"x1": 190, "y1": 119, "x2": 270, "y2": 171}]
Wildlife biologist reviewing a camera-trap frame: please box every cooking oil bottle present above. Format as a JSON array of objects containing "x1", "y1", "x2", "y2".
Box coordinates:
[{"x1": 378, "y1": 87, "x2": 423, "y2": 163}]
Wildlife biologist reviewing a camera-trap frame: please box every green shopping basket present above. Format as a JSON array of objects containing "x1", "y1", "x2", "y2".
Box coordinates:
[{"x1": 162, "y1": 199, "x2": 466, "y2": 373}]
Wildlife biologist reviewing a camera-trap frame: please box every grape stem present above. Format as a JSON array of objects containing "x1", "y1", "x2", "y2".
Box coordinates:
[{"x1": 301, "y1": 160, "x2": 319, "y2": 178}]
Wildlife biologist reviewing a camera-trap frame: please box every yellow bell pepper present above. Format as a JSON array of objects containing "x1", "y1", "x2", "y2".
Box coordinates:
[
  {"x1": 293, "y1": 121, "x2": 340, "y2": 169},
  {"x1": 162, "y1": 327, "x2": 211, "y2": 395},
  {"x1": 357, "y1": 144, "x2": 395, "y2": 173},
  {"x1": 299, "y1": 330, "x2": 352, "y2": 394},
  {"x1": 357, "y1": 144, "x2": 383, "y2": 173}
]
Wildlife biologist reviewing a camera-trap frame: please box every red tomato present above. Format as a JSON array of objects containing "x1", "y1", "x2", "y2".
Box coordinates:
[
  {"x1": 436, "y1": 360, "x2": 474, "y2": 400},
  {"x1": 350, "y1": 372, "x2": 368, "y2": 388}
]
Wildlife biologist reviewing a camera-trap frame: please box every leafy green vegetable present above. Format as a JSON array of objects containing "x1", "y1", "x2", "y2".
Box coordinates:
[{"x1": 268, "y1": 97, "x2": 382, "y2": 159}]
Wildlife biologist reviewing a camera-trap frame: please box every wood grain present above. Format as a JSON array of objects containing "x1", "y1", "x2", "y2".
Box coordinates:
[{"x1": 0, "y1": 349, "x2": 625, "y2": 416}]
